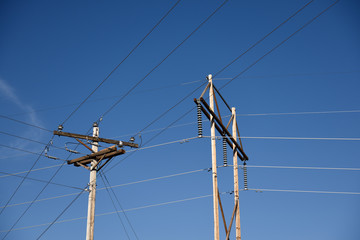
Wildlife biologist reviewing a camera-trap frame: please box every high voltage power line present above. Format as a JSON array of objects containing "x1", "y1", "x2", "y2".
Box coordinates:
[
  {"x1": 2, "y1": 163, "x2": 359, "y2": 210},
  {"x1": 3, "y1": 131, "x2": 359, "y2": 179},
  {"x1": 1, "y1": 187, "x2": 359, "y2": 234},
  {"x1": 1, "y1": 108, "x2": 359, "y2": 163},
  {"x1": 99, "y1": 171, "x2": 139, "y2": 240},
  {"x1": 60, "y1": 0, "x2": 182, "y2": 126},
  {"x1": 2, "y1": 71, "x2": 358, "y2": 119},
  {"x1": 0, "y1": 1, "x2": 231, "y2": 238},
  {"x1": 0, "y1": 0, "x2": 347, "y2": 238},
  {"x1": 96, "y1": 0, "x2": 230, "y2": 124},
  {"x1": 102, "y1": 0, "x2": 335, "y2": 173},
  {"x1": 0, "y1": 114, "x2": 52, "y2": 133}
]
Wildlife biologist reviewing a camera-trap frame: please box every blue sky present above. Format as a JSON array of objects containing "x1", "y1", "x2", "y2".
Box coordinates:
[{"x1": 0, "y1": 0, "x2": 359, "y2": 239}]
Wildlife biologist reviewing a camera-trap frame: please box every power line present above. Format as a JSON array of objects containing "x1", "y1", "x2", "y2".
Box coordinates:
[
  {"x1": 0, "y1": 143, "x2": 67, "y2": 161},
  {"x1": 111, "y1": 0, "x2": 341, "y2": 174},
  {"x1": 2, "y1": 130, "x2": 358, "y2": 180},
  {"x1": 1, "y1": 161, "x2": 67, "y2": 239},
  {"x1": 201, "y1": 135, "x2": 360, "y2": 141},
  {"x1": 213, "y1": 0, "x2": 314, "y2": 77},
  {"x1": 0, "y1": 192, "x2": 223, "y2": 233},
  {"x1": 0, "y1": 114, "x2": 52, "y2": 133},
  {"x1": 0, "y1": 164, "x2": 63, "y2": 179},
  {"x1": 98, "y1": 0, "x2": 230, "y2": 121},
  {"x1": 214, "y1": 70, "x2": 360, "y2": 80},
  {"x1": 109, "y1": 109, "x2": 360, "y2": 140},
  {"x1": 219, "y1": 0, "x2": 340, "y2": 90},
  {"x1": 61, "y1": 0, "x2": 182, "y2": 126},
  {"x1": 0, "y1": 2, "x2": 185, "y2": 229},
  {"x1": 0, "y1": 170, "x2": 84, "y2": 190},
  {"x1": 1, "y1": 168, "x2": 209, "y2": 209},
  {"x1": 5, "y1": 160, "x2": 359, "y2": 210},
  {"x1": 237, "y1": 109, "x2": 360, "y2": 117},
  {"x1": 104, "y1": 0, "x2": 330, "y2": 171},
  {"x1": 35, "y1": 187, "x2": 86, "y2": 240},
  {"x1": 102, "y1": 172, "x2": 139, "y2": 240},
  {"x1": 0, "y1": 130, "x2": 84, "y2": 154},
  {"x1": 0, "y1": 143, "x2": 48, "y2": 157},
  {"x1": 247, "y1": 188, "x2": 360, "y2": 195},
  {"x1": 104, "y1": 106, "x2": 196, "y2": 172},
  {"x1": 0, "y1": 137, "x2": 57, "y2": 217},
  {"x1": 231, "y1": 165, "x2": 360, "y2": 171},
  {"x1": 3, "y1": 186, "x2": 360, "y2": 233},
  {"x1": 98, "y1": 172, "x2": 135, "y2": 240},
  {"x1": 5, "y1": 71, "x2": 358, "y2": 118},
  {"x1": 104, "y1": 0, "x2": 312, "y2": 139},
  {"x1": 241, "y1": 136, "x2": 360, "y2": 141}
]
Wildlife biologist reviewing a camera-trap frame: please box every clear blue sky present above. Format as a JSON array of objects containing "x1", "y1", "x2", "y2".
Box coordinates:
[{"x1": 0, "y1": 0, "x2": 359, "y2": 239}]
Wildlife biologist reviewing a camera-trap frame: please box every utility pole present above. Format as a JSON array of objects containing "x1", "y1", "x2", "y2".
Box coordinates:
[
  {"x1": 86, "y1": 122, "x2": 99, "y2": 240},
  {"x1": 232, "y1": 108, "x2": 241, "y2": 240},
  {"x1": 194, "y1": 74, "x2": 248, "y2": 240},
  {"x1": 53, "y1": 124, "x2": 138, "y2": 240},
  {"x1": 209, "y1": 74, "x2": 220, "y2": 240}
]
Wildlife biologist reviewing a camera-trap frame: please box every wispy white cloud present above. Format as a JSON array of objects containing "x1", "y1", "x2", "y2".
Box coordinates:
[{"x1": 0, "y1": 78, "x2": 44, "y2": 151}]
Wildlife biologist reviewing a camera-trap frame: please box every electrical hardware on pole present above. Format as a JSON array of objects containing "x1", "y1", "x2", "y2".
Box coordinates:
[
  {"x1": 53, "y1": 123, "x2": 139, "y2": 240},
  {"x1": 194, "y1": 74, "x2": 249, "y2": 240}
]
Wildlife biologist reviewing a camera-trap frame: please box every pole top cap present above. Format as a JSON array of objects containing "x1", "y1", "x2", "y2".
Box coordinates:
[
  {"x1": 93, "y1": 122, "x2": 98, "y2": 127},
  {"x1": 206, "y1": 74, "x2": 212, "y2": 81}
]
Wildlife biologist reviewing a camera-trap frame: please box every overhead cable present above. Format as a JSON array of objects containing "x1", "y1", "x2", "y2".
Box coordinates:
[
  {"x1": 1, "y1": 161, "x2": 67, "y2": 239},
  {"x1": 0, "y1": 165, "x2": 63, "y2": 179},
  {"x1": 61, "y1": 0, "x2": 182, "y2": 126},
  {"x1": 35, "y1": 187, "x2": 86, "y2": 240},
  {"x1": 219, "y1": 0, "x2": 340, "y2": 90},
  {"x1": 98, "y1": 0, "x2": 230, "y2": 121},
  {"x1": 106, "y1": 0, "x2": 330, "y2": 170},
  {"x1": 247, "y1": 188, "x2": 360, "y2": 195},
  {"x1": 0, "y1": 114, "x2": 52, "y2": 133},
  {"x1": 99, "y1": 172, "x2": 137, "y2": 240},
  {"x1": 0, "y1": 192, "x2": 222, "y2": 233},
  {"x1": 109, "y1": 109, "x2": 360, "y2": 140},
  {"x1": 213, "y1": 0, "x2": 314, "y2": 77},
  {"x1": 0, "y1": 170, "x2": 84, "y2": 190},
  {"x1": 0, "y1": 131, "x2": 84, "y2": 154},
  {"x1": 5, "y1": 162, "x2": 359, "y2": 210},
  {"x1": 1, "y1": 168, "x2": 209, "y2": 209},
  {"x1": 0, "y1": 137, "x2": 57, "y2": 217},
  {"x1": 3, "y1": 187, "x2": 360, "y2": 233}
]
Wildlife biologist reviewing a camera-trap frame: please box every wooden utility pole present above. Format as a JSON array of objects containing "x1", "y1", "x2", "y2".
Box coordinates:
[
  {"x1": 232, "y1": 108, "x2": 241, "y2": 240},
  {"x1": 86, "y1": 122, "x2": 99, "y2": 240},
  {"x1": 209, "y1": 74, "x2": 220, "y2": 240},
  {"x1": 53, "y1": 124, "x2": 138, "y2": 240},
  {"x1": 194, "y1": 74, "x2": 248, "y2": 240}
]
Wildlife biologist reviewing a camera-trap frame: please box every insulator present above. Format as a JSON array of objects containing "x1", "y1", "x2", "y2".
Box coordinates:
[
  {"x1": 222, "y1": 136, "x2": 227, "y2": 166},
  {"x1": 197, "y1": 101, "x2": 203, "y2": 137},
  {"x1": 243, "y1": 162, "x2": 248, "y2": 190}
]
